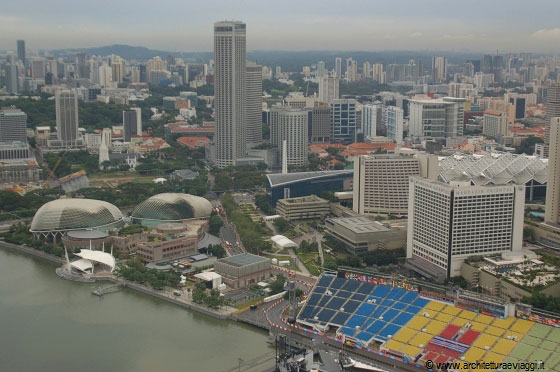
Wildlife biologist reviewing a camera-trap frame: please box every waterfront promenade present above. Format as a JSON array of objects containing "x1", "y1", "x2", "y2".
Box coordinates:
[{"x1": 0, "y1": 240, "x2": 239, "y2": 321}]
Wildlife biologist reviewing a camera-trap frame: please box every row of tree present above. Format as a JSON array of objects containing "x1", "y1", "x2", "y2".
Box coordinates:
[
  {"x1": 221, "y1": 193, "x2": 271, "y2": 254},
  {"x1": 117, "y1": 258, "x2": 181, "y2": 290}
]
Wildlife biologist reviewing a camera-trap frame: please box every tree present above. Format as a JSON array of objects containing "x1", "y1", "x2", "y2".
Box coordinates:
[
  {"x1": 270, "y1": 274, "x2": 286, "y2": 295},
  {"x1": 274, "y1": 218, "x2": 291, "y2": 233},
  {"x1": 515, "y1": 136, "x2": 543, "y2": 155},
  {"x1": 523, "y1": 227, "x2": 535, "y2": 242},
  {"x1": 255, "y1": 194, "x2": 274, "y2": 215},
  {"x1": 208, "y1": 214, "x2": 224, "y2": 235},
  {"x1": 207, "y1": 244, "x2": 226, "y2": 258}
]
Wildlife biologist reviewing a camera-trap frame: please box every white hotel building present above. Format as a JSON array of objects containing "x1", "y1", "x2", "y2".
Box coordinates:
[{"x1": 406, "y1": 177, "x2": 524, "y2": 281}]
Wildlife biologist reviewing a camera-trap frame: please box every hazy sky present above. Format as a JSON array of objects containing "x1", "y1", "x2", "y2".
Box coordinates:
[{"x1": 1, "y1": 0, "x2": 560, "y2": 53}]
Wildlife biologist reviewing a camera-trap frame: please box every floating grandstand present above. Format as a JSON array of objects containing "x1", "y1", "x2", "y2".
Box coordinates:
[
  {"x1": 30, "y1": 199, "x2": 125, "y2": 240},
  {"x1": 438, "y1": 152, "x2": 548, "y2": 200},
  {"x1": 297, "y1": 274, "x2": 560, "y2": 371},
  {"x1": 131, "y1": 193, "x2": 212, "y2": 226}
]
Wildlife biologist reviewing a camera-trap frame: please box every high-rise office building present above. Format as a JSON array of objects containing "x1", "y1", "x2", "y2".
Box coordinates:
[
  {"x1": 407, "y1": 177, "x2": 524, "y2": 280},
  {"x1": 76, "y1": 52, "x2": 88, "y2": 79},
  {"x1": 361, "y1": 103, "x2": 384, "y2": 138},
  {"x1": 363, "y1": 62, "x2": 371, "y2": 79},
  {"x1": 310, "y1": 104, "x2": 331, "y2": 143},
  {"x1": 431, "y1": 56, "x2": 447, "y2": 83},
  {"x1": 214, "y1": 21, "x2": 247, "y2": 167},
  {"x1": 318, "y1": 76, "x2": 339, "y2": 104},
  {"x1": 17, "y1": 40, "x2": 26, "y2": 65},
  {"x1": 123, "y1": 109, "x2": 139, "y2": 142},
  {"x1": 0, "y1": 107, "x2": 27, "y2": 143},
  {"x1": 246, "y1": 61, "x2": 263, "y2": 145},
  {"x1": 112, "y1": 60, "x2": 124, "y2": 84},
  {"x1": 353, "y1": 154, "x2": 424, "y2": 215},
  {"x1": 545, "y1": 84, "x2": 560, "y2": 147},
  {"x1": 55, "y1": 90, "x2": 79, "y2": 146},
  {"x1": 386, "y1": 106, "x2": 404, "y2": 144},
  {"x1": 408, "y1": 97, "x2": 464, "y2": 140},
  {"x1": 373, "y1": 64, "x2": 385, "y2": 84},
  {"x1": 483, "y1": 109, "x2": 508, "y2": 138},
  {"x1": 545, "y1": 118, "x2": 560, "y2": 224},
  {"x1": 99, "y1": 63, "x2": 113, "y2": 88},
  {"x1": 4, "y1": 53, "x2": 18, "y2": 94},
  {"x1": 270, "y1": 106, "x2": 308, "y2": 167},
  {"x1": 31, "y1": 58, "x2": 45, "y2": 79},
  {"x1": 330, "y1": 99, "x2": 357, "y2": 143},
  {"x1": 335, "y1": 57, "x2": 342, "y2": 78},
  {"x1": 317, "y1": 61, "x2": 326, "y2": 77},
  {"x1": 508, "y1": 96, "x2": 526, "y2": 119}
]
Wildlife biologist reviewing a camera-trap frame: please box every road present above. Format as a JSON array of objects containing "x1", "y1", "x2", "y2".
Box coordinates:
[{"x1": 220, "y1": 225, "x2": 243, "y2": 256}]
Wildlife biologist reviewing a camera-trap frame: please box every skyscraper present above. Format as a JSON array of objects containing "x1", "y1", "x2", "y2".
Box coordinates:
[
  {"x1": 386, "y1": 106, "x2": 404, "y2": 144},
  {"x1": 361, "y1": 103, "x2": 384, "y2": 138},
  {"x1": 310, "y1": 104, "x2": 331, "y2": 143},
  {"x1": 123, "y1": 109, "x2": 139, "y2": 142},
  {"x1": 373, "y1": 64, "x2": 385, "y2": 84},
  {"x1": 31, "y1": 58, "x2": 45, "y2": 79},
  {"x1": 409, "y1": 97, "x2": 464, "y2": 140},
  {"x1": 0, "y1": 107, "x2": 27, "y2": 143},
  {"x1": 318, "y1": 76, "x2": 339, "y2": 104},
  {"x1": 317, "y1": 61, "x2": 326, "y2": 77},
  {"x1": 4, "y1": 53, "x2": 18, "y2": 94},
  {"x1": 335, "y1": 57, "x2": 342, "y2": 78},
  {"x1": 407, "y1": 177, "x2": 524, "y2": 280},
  {"x1": 76, "y1": 52, "x2": 88, "y2": 79},
  {"x1": 330, "y1": 99, "x2": 357, "y2": 143},
  {"x1": 431, "y1": 56, "x2": 447, "y2": 83},
  {"x1": 246, "y1": 61, "x2": 263, "y2": 145},
  {"x1": 17, "y1": 40, "x2": 26, "y2": 65},
  {"x1": 545, "y1": 84, "x2": 560, "y2": 146},
  {"x1": 214, "y1": 21, "x2": 246, "y2": 167},
  {"x1": 55, "y1": 90, "x2": 79, "y2": 146},
  {"x1": 270, "y1": 106, "x2": 308, "y2": 167},
  {"x1": 545, "y1": 118, "x2": 560, "y2": 224}
]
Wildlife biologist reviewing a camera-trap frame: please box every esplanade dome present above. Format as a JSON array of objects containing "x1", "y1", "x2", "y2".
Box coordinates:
[
  {"x1": 30, "y1": 198, "x2": 124, "y2": 236},
  {"x1": 131, "y1": 193, "x2": 212, "y2": 224}
]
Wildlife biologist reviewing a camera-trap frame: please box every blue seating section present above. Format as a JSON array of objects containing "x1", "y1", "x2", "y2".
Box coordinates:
[{"x1": 297, "y1": 274, "x2": 429, "y2": 346}]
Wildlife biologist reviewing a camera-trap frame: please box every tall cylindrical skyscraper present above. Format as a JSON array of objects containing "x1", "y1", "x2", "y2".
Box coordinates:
[
  {"x1": 214, "y1": 21, "x2": 246, "y2": 167},
  {"x1": 246, "y1": 61, "x2": 262, "y2": 145}
]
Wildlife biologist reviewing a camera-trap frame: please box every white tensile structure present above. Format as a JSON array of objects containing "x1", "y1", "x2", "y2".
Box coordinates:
[
  {"x1": 270, "y1": 235, "x2": 298, "y2": 249},
  {"x1": 65, "y1": 244, "x2": 116, "y2": 275},
  {"x1": 438, "y1": 152, "x2": 548, "y2": 186}
]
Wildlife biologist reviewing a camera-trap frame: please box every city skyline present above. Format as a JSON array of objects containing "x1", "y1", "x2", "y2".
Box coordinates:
[{"x1": 1, "y1": 0, "x2": 560, "y2": 52}]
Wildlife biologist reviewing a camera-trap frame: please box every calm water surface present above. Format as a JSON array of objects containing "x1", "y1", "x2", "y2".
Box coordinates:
[{"x1": 0, "y1": 247, "x2": 272, "y2": 372}]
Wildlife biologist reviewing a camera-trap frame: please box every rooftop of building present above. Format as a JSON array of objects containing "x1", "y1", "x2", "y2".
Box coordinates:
[
  {"x1": 217, "y1": 253, "x2": 270, "y2": 267},
  {"x1": 327, "y1": 216, "x2": 390, "y2": 233},
  {"x1": 177, "y1": 136, "x2": 211, "y2": 148},
  {"x1": 266, "y1": 170, "x2": 353, "y2": 187},
  {"x1": 484, "y1": 109, "x2": 505, "y2": 116},
  {"x1": 278, "y1": 195, "x2": 329, "y2": 204}
]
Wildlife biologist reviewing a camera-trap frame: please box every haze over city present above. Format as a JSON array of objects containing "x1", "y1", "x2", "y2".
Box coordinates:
[{"x1": 1, "y1": 0, "x2": 560, "y2": 52}]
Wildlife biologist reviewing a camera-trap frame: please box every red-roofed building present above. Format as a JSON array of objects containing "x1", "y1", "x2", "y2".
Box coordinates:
[{"x1": 177, "y1": 136, "x2": 211, "y2": 149}]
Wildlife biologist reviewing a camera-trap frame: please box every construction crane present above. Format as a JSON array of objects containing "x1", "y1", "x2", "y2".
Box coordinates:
[{"x1": 44, "y1": 151, "x2": 67, "y2": 187}]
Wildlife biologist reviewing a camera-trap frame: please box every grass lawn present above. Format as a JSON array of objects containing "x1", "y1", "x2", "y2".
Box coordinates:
[
  {"x1": 261, "y1": 253, "x2": 300, "y2": 272},
  {"x1": 296, "y1": 252, "x2": 321, "y2": 276}
]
